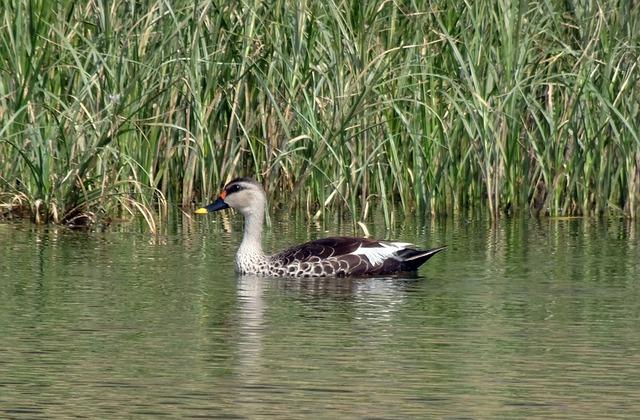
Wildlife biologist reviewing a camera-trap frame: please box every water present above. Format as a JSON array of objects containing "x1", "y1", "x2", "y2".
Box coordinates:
[{"x1": 1, "y1": 215, "x2": 639, "y2": 418}]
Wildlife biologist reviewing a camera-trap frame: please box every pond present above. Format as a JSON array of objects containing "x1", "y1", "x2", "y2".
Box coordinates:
[{"x1": 1, "y1": 214, "x2": 639, "y2": 418}]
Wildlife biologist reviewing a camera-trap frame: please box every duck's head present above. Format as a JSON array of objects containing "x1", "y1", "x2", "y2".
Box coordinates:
[{"x1": 195, "y1": 178, "x2": 266, "y2": 217}]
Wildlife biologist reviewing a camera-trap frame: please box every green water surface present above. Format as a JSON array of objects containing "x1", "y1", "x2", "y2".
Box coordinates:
[{"x1": 0, "y1": 215, "x2": 639, "y2": 418}]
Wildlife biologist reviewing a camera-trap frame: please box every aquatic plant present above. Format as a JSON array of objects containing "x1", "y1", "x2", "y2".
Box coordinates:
[{"x1": 1, "y1": 0, "x2": 638, "y2": 228}]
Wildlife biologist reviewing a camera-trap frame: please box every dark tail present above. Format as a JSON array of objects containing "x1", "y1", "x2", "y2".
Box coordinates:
[{"x1": 398, "y1": 246, "x2": 447, "y2": 271}]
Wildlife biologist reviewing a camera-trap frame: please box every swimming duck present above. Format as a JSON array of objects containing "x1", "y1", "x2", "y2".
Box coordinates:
[{"x1": 195, "y1": 178, "x2": 446, "y2": 277}]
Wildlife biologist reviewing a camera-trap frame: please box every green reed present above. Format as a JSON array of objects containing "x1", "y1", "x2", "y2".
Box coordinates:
[{"x1": 1, "y1": 0, "x2": 638, "y2": 229}]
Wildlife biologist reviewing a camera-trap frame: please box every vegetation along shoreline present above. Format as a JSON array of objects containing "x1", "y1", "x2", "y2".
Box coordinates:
[{"x1": 1, "y1": 1, "x2": 638, "y2": 230}]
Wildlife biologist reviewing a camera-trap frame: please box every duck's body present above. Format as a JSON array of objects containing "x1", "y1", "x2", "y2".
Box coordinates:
[{"x1": 196, "y1": 178, "x2": 445, "y2": 277}]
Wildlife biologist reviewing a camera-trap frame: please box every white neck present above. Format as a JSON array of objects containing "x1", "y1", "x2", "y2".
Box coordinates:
[{"x1": 237, "y1": 205, "x2": 265, "y2": 259}]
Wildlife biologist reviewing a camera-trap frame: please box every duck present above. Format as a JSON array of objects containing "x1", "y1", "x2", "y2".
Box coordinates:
[{"x1": 195, "y1": 178, "x2": 446, "y2": 277}]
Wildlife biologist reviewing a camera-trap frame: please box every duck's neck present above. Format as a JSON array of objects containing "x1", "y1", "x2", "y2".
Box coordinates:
[{"x1": 238, "y1": 206, "x2": 266, "y2": 259}]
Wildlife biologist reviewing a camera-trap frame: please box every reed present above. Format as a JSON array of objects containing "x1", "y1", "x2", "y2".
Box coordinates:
[{"x1": 1, "y1": 0, "x2": 639, "y2": 228}]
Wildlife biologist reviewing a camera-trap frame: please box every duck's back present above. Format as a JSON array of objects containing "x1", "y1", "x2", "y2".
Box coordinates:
[{"x1": 269, "y1": 236, "x2": 444, "y2": 277}]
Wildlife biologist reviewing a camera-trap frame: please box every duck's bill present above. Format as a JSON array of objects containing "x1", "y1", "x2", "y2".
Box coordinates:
[{"x1": 195, "y1": 197, "x2": 229, "y2": 214}]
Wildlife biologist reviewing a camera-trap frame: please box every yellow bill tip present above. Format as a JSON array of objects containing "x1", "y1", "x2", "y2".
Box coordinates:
[{"x1": 194, "y1": 207, "x2": 209, "y2": 214}]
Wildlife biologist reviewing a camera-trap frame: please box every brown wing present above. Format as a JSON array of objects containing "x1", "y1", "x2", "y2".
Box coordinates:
[
  {"x1": 273, "y1": 236, "x2": 367, "y2": 265},
  {"x1": 272, "y1": 236, "x2": 445, "y2": 277}
]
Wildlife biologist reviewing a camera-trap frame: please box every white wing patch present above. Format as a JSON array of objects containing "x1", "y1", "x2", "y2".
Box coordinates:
[{"x1": 349, "y1": 242, "x2": 413, "y2": 266}]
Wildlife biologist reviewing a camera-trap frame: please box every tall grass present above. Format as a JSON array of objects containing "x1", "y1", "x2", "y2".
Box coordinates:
[{"x1": 1, "y1": 0, "x2": 639, "y2": 228}]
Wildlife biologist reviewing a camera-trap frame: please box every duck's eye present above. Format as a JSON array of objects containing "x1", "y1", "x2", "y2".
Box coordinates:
[{"x1": 227, "y1": 184, "x2": 242, "y2": 194}]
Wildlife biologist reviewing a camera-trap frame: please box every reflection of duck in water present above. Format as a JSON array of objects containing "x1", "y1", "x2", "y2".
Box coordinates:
[{"x1": 196, "y1": 178, "x2": 446, "y2": 277}]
